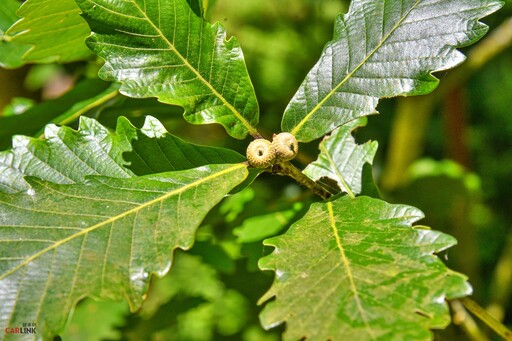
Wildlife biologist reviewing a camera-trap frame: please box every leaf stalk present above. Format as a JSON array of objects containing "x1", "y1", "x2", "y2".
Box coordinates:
[
  {"x1": 270, "y1": 161, "x2": 331, "y2": 200},
  {"x1": 459, "y1": 297, "x2": 512, "y2": 340}
]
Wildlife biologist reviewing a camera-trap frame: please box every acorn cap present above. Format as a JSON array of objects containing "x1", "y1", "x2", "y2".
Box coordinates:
[
  {"x1": 246, "y1": 139, "x2": 276, "y2": 168},
  {"x1": 272, "y1": 132, "x2": 298, "y2": 161}
]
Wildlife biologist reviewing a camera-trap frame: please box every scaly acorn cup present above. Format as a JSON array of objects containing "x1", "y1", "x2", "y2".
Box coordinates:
[
  {"x1": 246, "y1": 139, "x2": 276, "y2": 168},
  {"x1": 272, "y1": 132, "x2": 299, "y2": 162}
]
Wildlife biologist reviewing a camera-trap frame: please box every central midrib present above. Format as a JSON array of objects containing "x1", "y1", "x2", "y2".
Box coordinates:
[
  {"x1": 0, "y1": 163, "x2": 246, "y2": 280},
  {"x1": 327, "y1": 202, "x2": 375, "y2": 339},
  {"x1": 291, "y1": 0, "x2": 421, "y2": 135},
  {"x1": 130, "y1": 0, "x2": 258, "y2": 136}
]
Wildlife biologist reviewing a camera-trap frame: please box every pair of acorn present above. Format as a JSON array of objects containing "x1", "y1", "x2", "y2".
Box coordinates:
[{"x1": 246, "y1": 132, "x2": 299, "y2": 168}]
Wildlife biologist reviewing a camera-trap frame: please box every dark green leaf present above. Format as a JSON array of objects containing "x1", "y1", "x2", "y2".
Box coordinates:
[
  {"x1": 282, "y1": 0, "x2": 504, "y2": 141},
  {"x1": 118, "y1": 115, "x2": 261, "y2": 193},
  {"x1": 75, "y1": 0, "x2": 260, "y2": 139},
  {"x1": 303, "y1": 117, "x2": 377, "y2": 195},
  {"x1": 0, "y1": 163, "x2": 248, "y2": 339},
  {"x1": 5, "y1": 0, "x2": 92, "y2": 63},
  {"x1": 0, "y1": 79, "x2": 119, "y2": 150},
  {"x1": 118, "y1": 116, "x2": 246, "y2": 175},
  {"x1": 259, "y1": 196, "x2": 471, "y2": 340}
]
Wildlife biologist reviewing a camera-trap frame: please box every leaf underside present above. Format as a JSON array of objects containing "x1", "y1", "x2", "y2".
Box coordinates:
[
  {"x1": 303, "y1": 117, "x2": 378, "y2": 195},
  {"x1": 0, "y1": 163, "x2": 248, "y2": 340},
  {"x1": 75, "y1": 0, "x2": 259, "y2": 139},
  {"x1": 259, "y1": 196, "x2": 471, "y2": 341},
  {"x1": 282, "y1": 0, "x2": 503, "y2": 142}
]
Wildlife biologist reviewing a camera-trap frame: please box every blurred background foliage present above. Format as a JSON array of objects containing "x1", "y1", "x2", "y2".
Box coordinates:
[{"x1": 0, "y1": 0, "x2": 511, "y2": 339}]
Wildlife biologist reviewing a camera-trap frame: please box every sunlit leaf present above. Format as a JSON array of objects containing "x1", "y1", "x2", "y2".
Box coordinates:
[
  {"x1": 0, "y1": 163, "x2": 248, "y2": 340},
  {"x1": 5, "y1": 0, "x2": 91, "y2": 63},
  {"x1": 0, "y1": 0, "x2": 29, "y2": 69},
  {"x1": 75, "y1": 0, "x2": 259, "y2": 139},
  {"x1": 259, "y1": 196, "x2": 471, "y2": 340},
  {"x1": 303, "y1": 117, "x2": 377, "y2": 195},
  {"x1": 0, "y1": 116, "x2": 134, "y2": 193},
  {"x1": 0, "y1": 114, "x2": 250, "y2": 194},
  {"x1": 282, "y1": 0, "x2": 503, "y2": 141}
]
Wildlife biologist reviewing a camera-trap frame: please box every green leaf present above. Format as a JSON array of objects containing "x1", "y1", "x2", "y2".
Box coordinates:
[
  {"x1": 0, "y1": 0, "x2": 19, "y2": 33},
  {"x1": 0, "y1": 79, "x2": 119, "y2": 150},
  {"x1": 134, "y1": 253, "x2": 249, "y2": 340},
  {"x1": 5, "y1": 0, "x2": 92, "y2": 63},
  {"x1": 282, "y1": 0, "x2": 503, "y2": 142},
  {"x1": 0, "y1": 116, "x2": 133, "y2": 193},
  {"x1": 118, "y1": 115, "x2": 261, "y2": 193},
  {"x1": 0, "y1": 0, "x2": 30, "y2": 69},
  {"x1": 0, "y1": 113, "x2": 252, "y2": 194},
  {"x1": 259, "y1": 196, "x2": 471, "y2": 340},
  {"x1": 233, "y1": 203, "x2": 303, "y2": 243},
  {"x1": 303, "y1": 117, "x2": 377, "y2": 195},
  {"x1": 60, "y1": 298, "x2": 129, "y2": 341},
  {"x1": 0, "y1": 163, "x2": 248, "y2": 340},
  {"x1": 75, "y1": 0, "x2": 259, "y2": 139},
  {"x1": 2, "y1": 97, "x2": 36, "y2": 117},
  {"x1": 119, "y1": 115, "x2": 246, "y2": 175}
]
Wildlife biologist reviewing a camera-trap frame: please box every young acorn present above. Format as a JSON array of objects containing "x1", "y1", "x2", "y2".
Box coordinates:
[
  {"x1": 246, "y1": 139, "x2": 276, "y2": 168},
  {"x1": 272, "y1": 132, "x2": 299, "y2": 162}
]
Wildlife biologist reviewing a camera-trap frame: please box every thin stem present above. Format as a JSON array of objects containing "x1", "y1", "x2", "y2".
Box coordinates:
[
  {"x1": 459, "y1": 297, "x2": 512, "y2": 340},
  {"x1": 269, "y1": 161, "x2": 332, "y2": 200},
  {"x1": 487, "y1": 232, "x2": 512, "y2": 322},
  {"x1": 450, "y1": 300, "x2": 489, "y2": 341}
]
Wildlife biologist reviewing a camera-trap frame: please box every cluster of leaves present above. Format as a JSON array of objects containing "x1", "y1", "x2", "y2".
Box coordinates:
[{"x1": 0, "y1": 0, "x2": 505, "y2": 340}]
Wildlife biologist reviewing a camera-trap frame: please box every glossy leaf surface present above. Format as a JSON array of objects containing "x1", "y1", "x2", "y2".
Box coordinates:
[
  {"x1": 75, "y1": 0, "x2": 259, "y2": 139},
  {"x1": 0, "y1": 163, "x2": 248, "y2": 340},
  {"x1": 118, "y1": 115, "x2": 260, "y2": 193},
  {"x1": 0, "y1": 117, "x2": 134, "y2": 193},
  {"x1": 282, "y1": 0, "x2": 503, "y2": 141},
  {"x1": 6, "y1": 0, "x2": 92, "y2": 63},
  {"x1": 303, "y1": 118, "x2": 377, "y2": 195},
  {"x1": 0, "y1": 114, "x2": 251, "y2": 194},
  {"x1": 119, "y1": 116, "x2": 246, "y2": 175},
  {"x1": 0, "y1": 0, "x2": 29, "y2": 68},
  {"x1": 259, "y1": 196, "x2": 471, "y2": 340}
]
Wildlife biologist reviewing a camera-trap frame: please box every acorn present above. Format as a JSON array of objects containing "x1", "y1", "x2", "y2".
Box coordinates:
[
  {"x1": 272, "y1": 132, "x2": 298, "y2": 162},
  {"x1": 246, "y1": 139, "x2": 276, "y2": 168}
]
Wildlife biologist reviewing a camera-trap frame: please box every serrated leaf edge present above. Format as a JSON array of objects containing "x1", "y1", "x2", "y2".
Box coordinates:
[
  {"x1": 88, "y1": 0, "x2": 259, "y2": 137},
  {"x1": 289, "y1": 1, "x2": 420, "y2": 136},
  {"x1": 0, "y1": 163, "x2": 247, "y2": 281}
]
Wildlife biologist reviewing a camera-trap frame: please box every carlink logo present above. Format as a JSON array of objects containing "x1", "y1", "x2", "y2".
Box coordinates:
[{"x1": 4, "y1": 323, "x2": 37, "y2": 335}]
